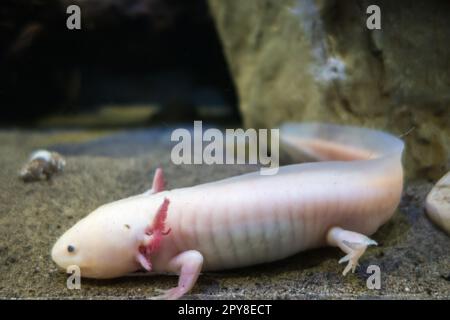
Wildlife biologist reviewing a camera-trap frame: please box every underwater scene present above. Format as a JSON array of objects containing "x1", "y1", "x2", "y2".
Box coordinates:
[{"x1": 0, "y1": 0, "x2": 449, "y2": 301}]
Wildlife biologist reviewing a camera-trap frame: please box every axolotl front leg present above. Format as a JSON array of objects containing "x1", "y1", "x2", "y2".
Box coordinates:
[
  {"x1": 137, "y1": 169, "x2": 204, "y2": 300},
  {"x1": 137, "y1": 199, "x2": 204, "y2": 300},
  {"x1": 151, "y1": 250, "x2": 204, "y2": 300}
]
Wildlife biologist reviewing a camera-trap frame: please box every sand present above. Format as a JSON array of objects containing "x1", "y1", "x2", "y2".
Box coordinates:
[{"x1": 0, "y1": 127, "x2": 449, "y2": 299}]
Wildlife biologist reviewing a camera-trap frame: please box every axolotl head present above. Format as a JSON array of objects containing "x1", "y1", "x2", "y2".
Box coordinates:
[{"x1": 51, "y1": 197, "x2": 171, "y2": 279}]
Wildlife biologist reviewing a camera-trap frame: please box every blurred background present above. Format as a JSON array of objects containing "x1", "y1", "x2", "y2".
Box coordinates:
[
  {"x1": 0, "y1": 0, "x2": 239, "y2": 126},
  {"x1": 0, "y1": 0, "x2": 449, "y2": 179}
]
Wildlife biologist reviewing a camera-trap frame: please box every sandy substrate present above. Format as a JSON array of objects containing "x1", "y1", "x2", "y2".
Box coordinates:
[{"x1": 0, "y1": 127, "x2": 449, "y2": 299}]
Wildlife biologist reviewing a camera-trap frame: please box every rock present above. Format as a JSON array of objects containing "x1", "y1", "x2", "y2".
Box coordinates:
[
  {"x1": 426, "y1": 172, "x2": 450, "y2": 235},
  {"x1": 208, "y1": 0, "x2": 450, "y2": 179},
  {"x1": 19, "y1": 150, "x2": 66, "y2": 182}
]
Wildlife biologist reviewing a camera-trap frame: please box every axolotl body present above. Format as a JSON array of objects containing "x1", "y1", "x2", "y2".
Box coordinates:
[{"x1": 51, "y1": 123, "x2": 404, "y2": 299}]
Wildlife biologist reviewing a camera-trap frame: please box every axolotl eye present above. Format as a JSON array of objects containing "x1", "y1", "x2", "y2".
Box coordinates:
[{"x1": 67, "y1": 245, "x2": 75, "y2": 253}]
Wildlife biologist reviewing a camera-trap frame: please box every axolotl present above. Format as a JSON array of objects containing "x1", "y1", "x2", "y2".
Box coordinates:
[{"x1": 51, "y1": 123, "x2": 404, "y2": 299}]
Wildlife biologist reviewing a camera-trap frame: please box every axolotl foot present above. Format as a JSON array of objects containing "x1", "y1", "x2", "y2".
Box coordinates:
[
  {"x1": 327, "y1": 227, "x2": 378, "y2": 276},
  {"x1": 150, "y1": 287, "x2": 187, "y2": 300}
]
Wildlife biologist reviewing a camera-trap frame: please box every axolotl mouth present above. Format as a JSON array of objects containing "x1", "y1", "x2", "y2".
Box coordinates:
[
  {"x1": 50, "y1": 218, "x2": 104, "y2": 278},
  {"x1": 51, "y1": 237, "x2": 122, "y2": 279}
]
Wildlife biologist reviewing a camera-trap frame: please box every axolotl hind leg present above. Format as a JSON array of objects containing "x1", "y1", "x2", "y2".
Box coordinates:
[{"x1": 326, "y1": 227, "x2": 378, "y2": 276}]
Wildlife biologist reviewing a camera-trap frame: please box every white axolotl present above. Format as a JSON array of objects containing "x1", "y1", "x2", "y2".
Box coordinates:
[{"x1": 51, "y1": 123, "x2": 404, "y2": 299}]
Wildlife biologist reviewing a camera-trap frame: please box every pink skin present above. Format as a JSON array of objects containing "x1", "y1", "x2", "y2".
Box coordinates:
[
  {"x1": 137, "y1": 197, "x2": 171, "y2": 272},
  {"x1": 51, "y1": 123, "x2": 404, "y2": 299},
  {"x1": 136, "y1": 174, "x2": 203, "y2": 300},
  {"x1": 151, "y1": 168, "x2": 165, "y2": 194},
  {"x1": 152, "y1": 250, "x2": 203, "y2": 300}
]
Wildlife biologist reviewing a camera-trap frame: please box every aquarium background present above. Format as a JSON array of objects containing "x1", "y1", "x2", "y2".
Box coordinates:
[
  {"x1": 0, "y1": 0, "x2": 449, "y2": 299},
  {"x1": 0, "y1": 0, "x2": 238, "y2": 124}
]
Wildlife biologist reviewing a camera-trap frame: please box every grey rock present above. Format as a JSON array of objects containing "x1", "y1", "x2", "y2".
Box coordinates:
[{"x1": 208, "y1": 0, "x2": 450, "y2": 180}]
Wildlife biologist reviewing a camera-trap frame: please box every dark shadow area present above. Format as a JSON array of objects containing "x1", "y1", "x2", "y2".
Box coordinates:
[{"x1": 0, "y1": 0, "x2": 239, "y2": 126}]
